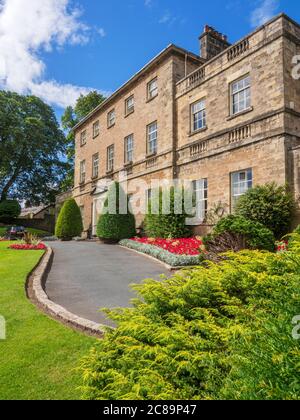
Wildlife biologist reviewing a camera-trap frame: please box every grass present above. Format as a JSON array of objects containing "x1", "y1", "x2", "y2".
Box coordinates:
[
  {"x1": 0, "y1": 227, "x2": 52, "y2": 238},
  {"x1": 0, "y1": 241, "x2": 97, "y2": 400}
]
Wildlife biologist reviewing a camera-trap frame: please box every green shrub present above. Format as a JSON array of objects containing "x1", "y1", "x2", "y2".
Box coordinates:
[
  {"x1": 205, "y1": 215, "x2": 275, "y2": 252},
  {"x1": 0, "y1": 200, "x2": 21, "y2": 221},
  {"x1": 120, "y1": 239, "x2": 204, "y2": 267},
  {"x1": 97, "y1": 182, "x2": 136, "y2": 242},
  {"x1": 145, "y1": 187, "x2": 192, "y2": 239},
  {"x1": 235, "y1": 183, "x2": 294, "y2": 239},
  {"x1": 79, "y1": 248, "x2": 300, "y2": 400},
  {"x1": 55, "y1": 198, "x2": 83, "y2": 240}
]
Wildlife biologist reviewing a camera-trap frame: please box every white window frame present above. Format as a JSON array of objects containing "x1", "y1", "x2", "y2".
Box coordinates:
[
  {"x1": 147, "y1": 78, "x2": 158, "y2": 100},
  {"x1": 107, "y1": 145, "x2": 114, "y2": 172},
  {"x1": 125, "y1": 96, "x2": 134, "y2": 115},
  {"x1": 92, "y1": 153, "x2": 99, "y2": 178},
  {"x1": 107, "y1": 109, "x2": 116, "y2": 127},
  {"x1": 191, "y1": 100, "x2": 206, "y2": 133},
  {"x1": 93, "y1": 121, "x2": 100, "y2": 138},
  {"x1": 125, "y1": 134, "x2": 134, "y2": 163},
  {"x1": 80, "y1": 130, "x2": 87, "y2": 146},
  {"x1": 79, "y1": 205, "x2": 84, "y2": 219},
  {"x1": 231, "y1": 168, "x2": 253, "y2": 211},
  {"x1": 147, "y1": 122, "x2": 158, "y2": 155},
  {"x1": 192, "y1": 179, "x2": 208, "y2": 223},
  {"x1": 80, "y1": 160, "x2": 86, "y2": 184},
  {"x1": 231, "y1": 76, "x2": 251, "y2": 115}
]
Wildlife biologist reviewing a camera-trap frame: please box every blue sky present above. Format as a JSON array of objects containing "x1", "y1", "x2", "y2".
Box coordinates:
[{"x1": 0, "y1": 0, "x2": 299, "y2": 120}]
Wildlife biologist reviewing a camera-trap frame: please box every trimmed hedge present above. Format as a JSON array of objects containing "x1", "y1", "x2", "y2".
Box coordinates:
[
  {"x1": 0, "y1": 200, "x2": 21, "y2": 221},
  {"x1": 145, "y1": 187, "x2": 192, "y2": 239},
  {"x1": 205, "y1": 215, "x2": 275, "y2": 252},
  {"x1": 119, "y1": 239, "x2": 204, "y2": 267},
  {"x1": 236, "y1": 183, "x2": 294, "y2": 239},
  {"x1": 97, "y1": 182, "x2": 136, "y2": 242},
  {"x1": 55, "y1": 198, "x2": 83, "y2": 240},
  {"x1": 79, "y1": 247, "x2": 300, "y2": 400}
]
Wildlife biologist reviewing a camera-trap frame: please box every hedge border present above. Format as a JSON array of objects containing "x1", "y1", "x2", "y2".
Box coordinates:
[{"x1": 119, "y1": 239, "x2": 204, "y2": 268}]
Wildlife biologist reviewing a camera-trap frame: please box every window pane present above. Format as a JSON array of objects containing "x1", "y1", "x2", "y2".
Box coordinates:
[
  {"x1": 231, "y1": 77, "x2": 251, "y2": 115},
  {"x1": 231, "y1": 169, "x2": 252, "y2": 210},
  {"x1": 192, "y1": 179, "x2": 208, "y2": 222},
  {"x1": 147, "y1": 122, "x2": 157, "y2": 154}
]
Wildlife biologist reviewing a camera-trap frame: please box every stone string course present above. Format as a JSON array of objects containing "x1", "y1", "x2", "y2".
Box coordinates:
[{"x1": 29, "y1": 246, "x2": 105, "y2": 338}]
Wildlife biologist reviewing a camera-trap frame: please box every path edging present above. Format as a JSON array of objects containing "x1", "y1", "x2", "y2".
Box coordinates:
[{"x1": 29, "y1": 246, "x2": 105, "y2": 337}]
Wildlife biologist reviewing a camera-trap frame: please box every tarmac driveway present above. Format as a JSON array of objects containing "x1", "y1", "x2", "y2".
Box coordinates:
[{"x1": 45, "y1": 241, "x2": 170, "y2": 326}]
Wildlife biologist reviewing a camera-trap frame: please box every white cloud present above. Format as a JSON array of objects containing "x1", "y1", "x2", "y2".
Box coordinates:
[
  {"x1": 159, "y1": 10, "x2": 177, "y2": 26},
  {"x1": 97, "y1": 27, "x2": 106, "y2": 38},
  {"x1": 0, "y1": 0, "x2": 107, "y2": 108},
  {"x1": 250, "y1": 0, "x2": 280, "y2": 28}
]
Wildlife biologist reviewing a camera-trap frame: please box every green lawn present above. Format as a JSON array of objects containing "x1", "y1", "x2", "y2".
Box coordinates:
[
  {"x1": 0, "y1": 227, "x2": 52, "y2": 238},
  {"x1": 0, "y1": 242, "x2": 97, "y2": 400}
]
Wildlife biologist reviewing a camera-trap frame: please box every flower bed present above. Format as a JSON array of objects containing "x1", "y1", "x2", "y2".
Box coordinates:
[
  {"x1": 9, "y1": 243, "x2": 47, "y2": 251},
  {"x1": 276, "y1": 240, "x2": 289, "y2": 252},
  {"x1": 131, "y1": 237, "x2": 203, "y2": 255},
  {"x1": 119, "y1": 238, "x2": 205, "y2": 268}
]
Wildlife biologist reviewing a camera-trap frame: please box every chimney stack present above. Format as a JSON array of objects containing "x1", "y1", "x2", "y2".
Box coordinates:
[{"x1": 199, "y1": 25, "x2": 231, "y2": 60}]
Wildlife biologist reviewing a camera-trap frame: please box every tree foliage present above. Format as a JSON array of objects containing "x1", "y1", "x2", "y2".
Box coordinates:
[
  {"x1": 0, "y1": 200, "x2": 21, "y2": 221},
  {"x1": 205, "y1": 214, "x2": 275, "y2": 252},
  {"x1": 0, "y1": 91, "x2": 67, "y2": 204},
  {"x1": 97, "y1": 182, "x2": 136, "y2": 242},
  {"x1": 61, "y1": 91, "x2": 106, "y2": 191},
  {"x1": 235, "y1": 183, "x2": 294, "y2": 239},
  {"x1": 79, "y1": 247, "x2": 300, "y2": 400},
  {"x1": 55, "y1": 198, "x2": 83, "y2": 240},
  {"x1": 145, "y1": 187, "x2": 192, "y2": 239}
]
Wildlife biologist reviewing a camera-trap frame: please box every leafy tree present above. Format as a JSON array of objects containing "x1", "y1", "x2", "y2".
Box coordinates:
[
  {"x1": 55, "y1": 198, "x2": 83, "y2": 240},
  {"x1": 97, "y1": 182, "x2": 136, "y2": 242},
  {"x1": 0, "y1": 200, "x2": 21, "y2": 221},
  {"x1": 235, "y1": 183, "x2": 294, "y2": 239},
  {"x1": 61, "y1": 91, "x2": 106, "y2": 191},
  {"x1": 0, "y1": 91, "x2": 68, "y2": 204},
  {"x1": 145, "y1": 187, "x2": 192, "y2": 239}
]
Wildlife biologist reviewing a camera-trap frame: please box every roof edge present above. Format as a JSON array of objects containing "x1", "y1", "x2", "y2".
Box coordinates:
[{"x1": 73, "y1": 44, "x2": 202, "y2": 132}]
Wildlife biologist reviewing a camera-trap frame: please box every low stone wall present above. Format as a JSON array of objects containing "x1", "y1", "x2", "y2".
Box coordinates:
[{"x1": 15, "y1": 216, "x2": 55, "y2": 233}]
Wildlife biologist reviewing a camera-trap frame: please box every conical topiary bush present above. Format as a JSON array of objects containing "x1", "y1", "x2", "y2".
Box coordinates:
[
  {"x1": 55, "y1": 198, "x2": 83, "y2": 241},
  {"x1": 97, "y1": 182, "x2": 136, "y2": 243}
]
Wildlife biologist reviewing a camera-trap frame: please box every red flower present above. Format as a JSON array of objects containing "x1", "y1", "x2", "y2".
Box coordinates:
[
  {"x1": 131, "y1": 237, "x2": 203, "y2": 256},
  {"x1": 9, "y1": 243, "x2": 46, "y2": 251}
]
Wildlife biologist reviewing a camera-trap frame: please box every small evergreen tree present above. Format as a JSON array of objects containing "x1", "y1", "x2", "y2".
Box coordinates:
[
  {"x1": 97, "y1": 182, "x2": 136, "y2": 242},
  {"x1": 0, "y1": 200, "x2": 21, "y2": 221},
  {"x1": 236, "y1": 183, "x2": 294, "y2": 239},
  {"x1": 145, "y1": 187, "x2": 192, "y2": 239},
  {"x1": 55, "y1": 198, "x2": 83, "y2": 240}
]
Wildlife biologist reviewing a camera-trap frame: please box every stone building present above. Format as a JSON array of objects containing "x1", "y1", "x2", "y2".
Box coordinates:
[{"x1": 73, "y1": 13, "x2": 300, "y2": 236}]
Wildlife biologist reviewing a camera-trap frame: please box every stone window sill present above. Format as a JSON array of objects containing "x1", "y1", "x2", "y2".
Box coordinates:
[
  {"x1": 125, "y1": 109, "x2": 134, "y2": 118},
  {"x1": 107, "y1": 123, "x2": 115, "y2": 129},
  {"x1": 227, "y1": 107, "x2": 253, "y2": 121},
  {"x1": 146, "y1": 152, "x2": 157, "y2": 159},
  {"x1": 189, "y1": 126, "x2": 208, "y2": 138},
  {"x1": 146, "y1": 95, "x2": 158, "y2": 104}
]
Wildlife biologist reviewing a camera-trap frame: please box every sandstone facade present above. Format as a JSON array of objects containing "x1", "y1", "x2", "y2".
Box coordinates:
[{"x1": 73, "y1": 14, "x2": 300, "y2": 235}]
